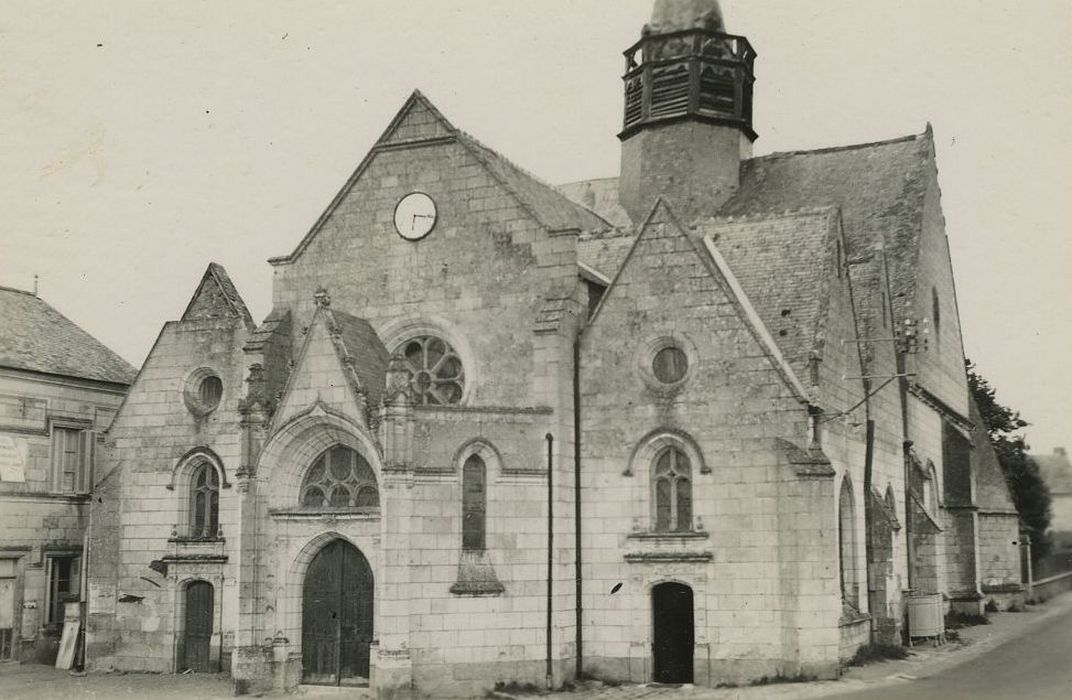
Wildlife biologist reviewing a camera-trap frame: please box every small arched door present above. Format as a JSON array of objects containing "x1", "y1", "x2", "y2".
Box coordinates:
[
  {"x1": 652, "y1": 582, "x2": 694, "y2": 683},
  {"x1": 302, "y1": 540, "x2": 374, "y2": 686},
  {"x1": 181, "y1": 581, "x2": 214, "y2": 673}
]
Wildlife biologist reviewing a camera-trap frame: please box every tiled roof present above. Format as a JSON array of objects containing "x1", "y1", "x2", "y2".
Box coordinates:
[
  {"x1": 701, "y1": 209, "x2": 839, "y2": 376},
  {"x1": 1032, "y1": 449, "x2": 1072, "y2": 495},
  {"x1": 458, "y1": 132, "x2": 612, "y2": 234},
  {"x1": 0, "y1": 285, "x2": 136, "y2": 385}
]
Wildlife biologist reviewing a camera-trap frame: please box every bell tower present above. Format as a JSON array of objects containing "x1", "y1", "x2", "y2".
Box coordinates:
[{"x1": 618, "y1": 0, "x2": 757, "y2": 224}]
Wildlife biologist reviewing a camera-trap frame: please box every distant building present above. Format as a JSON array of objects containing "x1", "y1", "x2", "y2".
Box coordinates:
[
  {"x1": 0, "y1": 285, "x2": 134, "y2": 663},
  {"x1": 84, "y1": 0, "x2": 1021, "y2": 695},
  {"x1": 1033, "y1": 447, "x2": 1072, "y2": 549}
]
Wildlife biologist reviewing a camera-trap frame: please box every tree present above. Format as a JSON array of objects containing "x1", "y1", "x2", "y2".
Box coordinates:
[{"x1": 967, "y1": 359, "x2": 1052, "y2": 559}]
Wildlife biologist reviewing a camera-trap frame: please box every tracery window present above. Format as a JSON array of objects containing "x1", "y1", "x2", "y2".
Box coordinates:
[
  {"x1": 189, "y1": 462, "x2": 220, "y2": 538},
  {"x1": 653, "y1": 447, "x2": 692, "y2": 532},
  {"x1": 462, "y1": 455, "x2": 487, "y2": 550},
  {"x1": 299, "y1": 445, "x2": 379, "y2": 510},
  {"x1": 394, "y1": 335, "x2": 465, "y2": 405}
]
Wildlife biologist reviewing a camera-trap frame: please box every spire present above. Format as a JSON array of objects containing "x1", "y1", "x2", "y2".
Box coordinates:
[{"x1": 648, "y1": 0, "x2": 725, "y2": 34}]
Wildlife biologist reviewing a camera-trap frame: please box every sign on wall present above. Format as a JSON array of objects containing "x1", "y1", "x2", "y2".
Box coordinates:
[{"x1": 0, "y1": 435, "x2": 28, "y2": 482}]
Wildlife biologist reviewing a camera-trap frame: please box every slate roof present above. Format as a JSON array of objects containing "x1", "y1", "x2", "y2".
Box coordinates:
[
  {"x1": 1033, "y1": 448, "x2": 1072, "y2": 495},
  {"x1": 182, "y1": 262, "x2": 254, "y2": 328},
  {"x1": 458, "y1": 131, "x2": 611, "y2": 234},
  {"x1": 970, "y1": 397, "x2": 1018, "y2": 512},
  {"x1": 557, "y1": 178, "x2": 632, "y2": 229},
  {"x1": 561, "y1": 129, "x2": 933, "y2": 324},
  {"x1": 720, "y1": 132, "x2": 933, "y2": 322},
  {"x1": 0, "y1": 285, "x2": 136, "y2": 385},
  {"x1": 328, "y1": 309, "x2": 390, "y2": 410},
  {"x1": 701, "y1": 209, "x2": 839, "y2": 377}
]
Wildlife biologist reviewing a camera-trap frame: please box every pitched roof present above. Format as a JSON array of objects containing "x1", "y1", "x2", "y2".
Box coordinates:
[
  {"x1": 328, "y1": 309, "x2": 390, "y2": 410},
  {"x1": 1033, "y1": 448, "x2": 1072, "y2": 495},
  {"x1": 270, "y1": 91, "x2": 610, "y2": 264},
  {"x1": 181, "y1": 263, "x2": 254, "y2": 328},
  {"x1": 561, "y1": 131, "x2": 933, "y2": 325},
  {"x1": 700, "y1": 208, "x2": 841, "y2": 377},
  {"x1": 720, "y1": 131, "x2": 933, "y2": 321},
  {"x1": 557, "y1": 178, "x2": 632, "y2": 229},
  {"x1": 0, "y1": 285, "x2": 136, "y2": 385},
  {"x1": 970, "y1": 397, "x2": 1018, "y2": 512},
  {"x1": 458, "y1": 130, "x2": 612, "y2": 233}
]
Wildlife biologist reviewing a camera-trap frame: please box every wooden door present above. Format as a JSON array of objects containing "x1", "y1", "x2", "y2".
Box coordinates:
[
  {"x1": 302, "y1": 540, "x2": 374, "y2": 686},
  {"x1": 652, "y1": 582, "x2": 694, "y2": 684},
  {"x1": 0, "y1": 577, "x2": 14, "y2": 660},
  {"x1": 182, "y1": 581, "x2": 214, "y2": 672}
]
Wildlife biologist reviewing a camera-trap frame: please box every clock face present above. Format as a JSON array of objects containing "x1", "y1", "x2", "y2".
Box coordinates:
[{"x1": 393, "y1": 192, "x2": 437, "y2": 241}]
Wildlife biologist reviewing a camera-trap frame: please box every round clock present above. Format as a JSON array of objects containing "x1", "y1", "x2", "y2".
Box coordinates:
[{"x1": 393, "y1": 192, "x2": 438, "y2": 241}]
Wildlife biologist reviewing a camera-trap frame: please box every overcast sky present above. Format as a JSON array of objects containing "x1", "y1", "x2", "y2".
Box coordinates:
[{"x1": 2, "y1": 0, "x2": 1070, "y2": 451}]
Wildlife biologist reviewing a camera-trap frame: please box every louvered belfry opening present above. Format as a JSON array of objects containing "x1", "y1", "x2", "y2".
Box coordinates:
[{"x1": 620, "y1": 28, "x2": 756, "y2": 141}]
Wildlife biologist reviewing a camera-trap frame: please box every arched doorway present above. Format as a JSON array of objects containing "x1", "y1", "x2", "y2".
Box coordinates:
[
  {"x1": 180, "y1": 580, "x2": 214, "y2": 673},
  {"x1": 652, "y1": 582, "x2": 694, "y2": 683},
  {"x1": 301, "y1": 539, "x2": 374, "y2": 686}
]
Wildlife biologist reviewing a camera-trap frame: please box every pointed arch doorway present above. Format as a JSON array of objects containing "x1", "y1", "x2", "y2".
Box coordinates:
[
  {"x1": 301, "y1": 539, "x2": 374, "y2": 686},
  {"x1": 652, "y1": 582, "x2": 694, "y2": 683}
]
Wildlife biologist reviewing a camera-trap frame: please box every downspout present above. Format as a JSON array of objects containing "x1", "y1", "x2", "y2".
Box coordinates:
[
  {"x1": 545, "y1": 432, "x2": 554, "y2": 690},
  {"x1": 863, "y1": 418, "x2": 876, "y2": 630},
  {"x1": 573, "y1": 339, "x2": 583, "y2": 678}
]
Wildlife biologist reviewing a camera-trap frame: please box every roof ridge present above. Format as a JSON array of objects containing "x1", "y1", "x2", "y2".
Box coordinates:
[
  {"x1": 0, "y1": 284, "x2": 37, "y2": 297},
  {"x1": 750, "y1": 131, "x2": 925, "y2": 162},
  {"x1": 706, "y1": 205, "x2": 840, "y2": 224}
]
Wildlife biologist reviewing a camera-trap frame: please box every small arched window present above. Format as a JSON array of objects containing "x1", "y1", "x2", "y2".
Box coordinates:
[
  {"x1": 839, "y1": 477, "x2": 859, "y2": 607},
  {"x1": 299, "y1": 445, "x2": 379, "y2": 510},
  {"x1": 653, "y1": 447, "x2": 692, "y2": 532},
  {"x1": 189, "y1": 462, "x2": 219, "y2": 538},
  {"x1": 462, "y1": 455, "x2": 487, "y2": 550}
]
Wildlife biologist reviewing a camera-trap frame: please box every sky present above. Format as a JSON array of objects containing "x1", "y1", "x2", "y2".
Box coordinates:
[{"x1": 2, "y1": 0, "x2": 1070, "y2": 451}]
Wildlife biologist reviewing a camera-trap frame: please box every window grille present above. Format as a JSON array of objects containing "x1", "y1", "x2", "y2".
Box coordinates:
[
  {"x1": 300, "y1": 445, "x2": 379, "y2": 510},
  {"x1": 394, "y1": 335, "x2": 465, "y2": 405}
]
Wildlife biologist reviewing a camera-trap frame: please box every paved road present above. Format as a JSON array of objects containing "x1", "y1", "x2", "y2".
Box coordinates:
[{"x1": 827, "y1": 605, "x2": 1072, "y2": 700}]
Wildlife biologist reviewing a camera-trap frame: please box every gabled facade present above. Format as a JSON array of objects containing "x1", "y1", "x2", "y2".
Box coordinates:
[
  {"x1": 0, "y1": 285, "x2": 134, "y2": 663},
  {"x1": 86, "y1": 0, "x2": 1019, "y2": 696}
]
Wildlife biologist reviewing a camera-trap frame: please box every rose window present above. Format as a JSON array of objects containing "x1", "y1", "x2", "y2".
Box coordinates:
[{"x1": 395, "y1": 335, "x2": 465, "y2": 405}]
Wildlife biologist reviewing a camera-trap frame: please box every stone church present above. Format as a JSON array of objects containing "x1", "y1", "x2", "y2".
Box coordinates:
[{"x1": 84, "y1": 0, "x2": 1023, "y2": 696}]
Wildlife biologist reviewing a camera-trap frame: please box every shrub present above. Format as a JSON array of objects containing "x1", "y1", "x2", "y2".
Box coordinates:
[
  {"x1": 749, "y1": 673, "x2": 818, "y2": 686},
  {"x1": 847, "y1": 643, "x2": 910, "y2": 667},
  {"x1": 945, "y1": 610, "x2": 990, "y2": 630},
  {"x1": 984, "y1": 599, "x2": 1000, "y2": 613}
]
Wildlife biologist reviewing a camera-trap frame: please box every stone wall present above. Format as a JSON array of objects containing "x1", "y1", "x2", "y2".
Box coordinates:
[
  {"x1": 0, "y1": 370, "x2": 126, "y2": 663},
  {"x1": 578, "y1": 208, "x2": 851, "y2": 685}
]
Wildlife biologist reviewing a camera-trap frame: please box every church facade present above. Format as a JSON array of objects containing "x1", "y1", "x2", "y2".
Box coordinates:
[{"x1": 84, "y1": 1, "x2": 1022, "y2": 696}]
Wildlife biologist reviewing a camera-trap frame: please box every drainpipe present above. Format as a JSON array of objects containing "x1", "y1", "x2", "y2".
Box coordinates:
[
  {"x1": 545, "y1": 432, "x2": 554, "y2": 690},
  {"x1": 863, "y1": 418, "x2": 875, "y2": 633},
  {"x1": 573, "y1": 339, "x2": 583, "y2": 678}
]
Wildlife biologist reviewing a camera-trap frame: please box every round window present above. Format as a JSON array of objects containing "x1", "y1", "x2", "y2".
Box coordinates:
[
  {"x1": 394, "y1": 335, "x2": 465, "y2": 405},
  {"x1": 184, "y1": 368, "x2": 224, "y2": 416},
  {"x1": 652, "y1": 346, "x2": 688, "y2": 384}
]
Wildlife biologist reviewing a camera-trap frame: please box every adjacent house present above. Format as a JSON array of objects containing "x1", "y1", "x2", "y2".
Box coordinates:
[{"x1": 0, "y1": 285, "x2": 134, "y2": 663}]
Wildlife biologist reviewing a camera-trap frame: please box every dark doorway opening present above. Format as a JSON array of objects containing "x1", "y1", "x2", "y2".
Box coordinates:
[
  {"x1": 301, "y1": 539, "x2": 374, "y2": 686},
  {"x1": 652, "y1": 581, "x2": 694, "y2": 683},
  {"x1": 181, "y1": 580, "x2": 214, "y2": 672}
]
